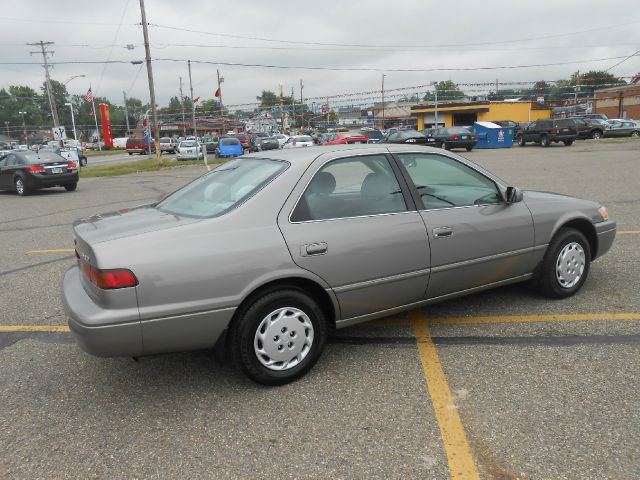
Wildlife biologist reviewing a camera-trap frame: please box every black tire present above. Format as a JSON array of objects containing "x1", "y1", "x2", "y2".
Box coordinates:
[
  {"x1": 517, "y1": 134, "x2": 525, "y2": 147},
  {"x1": 128, "y1": 152, "x2": 133, "y2": 155},
  {"x1": 631, "y1": 131, "x2": 640, "y2": 138},
  {"x1": 534, "y1": 228, "x2": 591, "y2": 299},
  {"x1": 14, "y1": 175, "x2": 29, "y2": 196},
  {"x1": 64, "y1": 183, "x2": 77, "y2": 192},
  {"x1": 591, "y1": 130, "x2": 602, "y2": 139},
  {"x1": 229, "y1": 288, "x2": 327, "y2": 386},
  {"x1": 465, "y1": 146, "x2": 473, "y2": 152},
  {"x1": 443, "y1": 143, "x2": 450, "y2": 150},
  {"x1": 563, "y1": 140, "x2": 573, "y2": 146},
  {"x1": 540, "y1": 135, "x2": 550, "y2": 147}
]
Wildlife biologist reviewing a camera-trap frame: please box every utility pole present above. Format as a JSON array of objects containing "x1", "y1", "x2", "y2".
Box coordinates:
[
  {"x1": 28, "y1": 41, "x2": 60, "y2": 136},
  {"x1": 381, "y1": 74, "x2": 386, "y2": 131},
  {"x1": 496, "y1": 78, "x2": 499, "y2": 95},
  {"x1": 179, "y1": 76, "x2": 186, "y2": 136},
  {"x1": 291, "y1": 87, "x2": 295, "y2": 130},
  {"x1": 217, "y1": 69, "x2": 225, "y2": 134},
  {"x1": 138, "y1": 0, "x2": 161, "y2": 163},
  {"x1": 279, "y1": 82, "x2": 285, "y2": 133},
  {"x1": 326, "y1": 96, "x2": 329, "y2": 127},
  {"x1": 300, "y1": 79, "x2": 304, "y2": 129},
  {"x1": 122, "y1": 91, "x2": 131, "y2": 135},
  {"x1": 18, "y1": 111, "x2": 28, "y2": 146},
  {"x1": 188, "y1": 60, "x2": 197, "y2": 139}
]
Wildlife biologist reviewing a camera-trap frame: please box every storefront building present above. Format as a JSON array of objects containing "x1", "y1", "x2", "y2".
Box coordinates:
[
  {"x1": 594, "y1": 85, "x2": 640, "y2": 120},
  {"x1": 411, "y1": 101, "x2": 552, "y2": 130}
]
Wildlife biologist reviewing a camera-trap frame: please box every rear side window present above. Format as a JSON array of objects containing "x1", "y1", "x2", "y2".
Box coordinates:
[{"x1": 291, "y1": 154, "x2": 406, "y2": 222}]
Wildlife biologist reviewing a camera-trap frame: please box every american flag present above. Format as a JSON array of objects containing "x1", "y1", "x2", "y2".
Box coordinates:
[{"x1": 84, "y1": 88, "x2": 93, "y2": 103}]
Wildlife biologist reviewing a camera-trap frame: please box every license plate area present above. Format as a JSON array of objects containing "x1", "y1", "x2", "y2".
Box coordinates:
[{"x1": 51, "y1": 167, "x2": 63, "y2": 174}]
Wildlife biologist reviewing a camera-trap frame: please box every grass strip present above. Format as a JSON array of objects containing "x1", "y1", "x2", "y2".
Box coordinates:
[{"x1": 80, "y1": 158, "x2": 222, "y2": 177}]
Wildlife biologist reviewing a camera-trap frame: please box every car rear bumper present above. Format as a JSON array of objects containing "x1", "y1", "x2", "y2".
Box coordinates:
[
  {"x1": 62, "y1": 267, "x2": 143, "y2": 357},
  {"x1": 594, "y1": 220, "x2": 616, "y2": 259},
  {"x1": 177, "y1": 152, "x2": 204, "y2": 159},
  {"x1": 29, "y1": 172, "x2": 78, "y2": 188}
]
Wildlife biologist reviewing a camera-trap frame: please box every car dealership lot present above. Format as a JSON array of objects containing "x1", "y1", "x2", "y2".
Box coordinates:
[{"x1": 1, "y1": 141, "x2": 639, "y2": 479}]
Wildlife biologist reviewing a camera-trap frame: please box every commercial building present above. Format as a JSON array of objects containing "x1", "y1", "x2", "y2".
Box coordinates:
[
  {"x1": 593, "y1": 85, "x2": 640, "y2": 120},
  {"x1": 411, "y1": 101, "x2": 552, "y2": 130}
]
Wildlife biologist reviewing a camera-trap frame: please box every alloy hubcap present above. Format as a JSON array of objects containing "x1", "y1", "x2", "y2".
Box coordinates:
[
  {"x1": 15, "y1": 179, "x2": 24, "y2": 195},
  {"x1": 254, "y1": 307, "x2": 314, "y2": 371},
  {"x1": 555, "y1": 242, "x2": 585, "y2": 288}
]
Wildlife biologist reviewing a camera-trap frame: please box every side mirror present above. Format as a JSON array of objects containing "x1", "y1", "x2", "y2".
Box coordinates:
[{"x1": 505, "y1": 186, "x2": 523, "y2": 203}]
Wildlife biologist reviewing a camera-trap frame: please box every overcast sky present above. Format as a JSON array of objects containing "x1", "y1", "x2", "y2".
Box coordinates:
[{"x1": 1, "y1": 0, "x2": 639, "y2": 110}]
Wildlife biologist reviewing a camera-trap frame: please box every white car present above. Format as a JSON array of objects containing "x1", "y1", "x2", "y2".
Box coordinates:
[
  {"x1": 282, "y1": 135, "x2": 314, "y2": 149},
  {"x1": 176, "y1": 140, "x2": 204, "y2": 160},
  {"x1": 273, "y1": 134, "x2": 289, "y2": 148}
]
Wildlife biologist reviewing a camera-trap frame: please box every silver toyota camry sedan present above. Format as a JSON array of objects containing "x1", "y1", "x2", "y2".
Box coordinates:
[{"x1": 62, "y1": 145, "x2": 616, "y2": 385}]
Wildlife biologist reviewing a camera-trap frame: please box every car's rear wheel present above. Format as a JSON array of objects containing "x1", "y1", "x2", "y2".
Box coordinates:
[
  {"x1": 14, "y1": 175, "x2": 29, "y2": 196},
  {"x1": 466, "y1": 146, "x2": 473, "y2": 151},
  {"x1": 540, "y1": 135, "x2": 550, "y2": 147},
  {"x1": 534, "y1": 228, "x2": 591, "y2": 299},
  {"x1": 591, "y1": 130, "x2": 602, "y2": 139},
  {"x1": 517, "y1": 134, "x2": 525, "y2": 147},
  {"x1": 64, "y1": 183, "x2": 77, "y2": 192},
  {"x1": 563, "y1": 140, "x2": 573, "y2": 146},
  {"x1": 230, "y1": 288, "x2": 327, "y2": 386}
]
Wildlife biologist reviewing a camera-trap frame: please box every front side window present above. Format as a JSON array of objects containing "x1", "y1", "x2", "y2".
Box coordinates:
[
  {"x1": 291, "y1": 155, "x2": 407, "y2": 222},
  {"x1": 156, "y1": 158, "x2": 288, "y2": 218},
  {"x1": 398, "y1": 153, "x2": 501, "y2": 209}
]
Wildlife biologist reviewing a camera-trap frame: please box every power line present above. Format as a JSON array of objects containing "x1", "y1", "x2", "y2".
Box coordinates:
[
  {"x1": 606, "y1": 48, "x2": 640, "y2": 72},
  {"x1": 95, "y1": 0, "x2": 132, "y2": 96},
  {"x1": 149, "y1": 19, "x2": 640, "y2": 49}
]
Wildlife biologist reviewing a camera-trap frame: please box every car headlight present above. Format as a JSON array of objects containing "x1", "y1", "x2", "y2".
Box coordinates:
[{"x1": 597, "y1": 206, "x2": 609, "y2": 222}]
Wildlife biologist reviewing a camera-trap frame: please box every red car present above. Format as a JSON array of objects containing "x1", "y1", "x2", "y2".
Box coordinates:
[
  {"x1": 322, "y1": 132, "x2": 370, "y2": 145},
  {"x1": 235, "y1": 134, "x2": 250, "y2": 150}
]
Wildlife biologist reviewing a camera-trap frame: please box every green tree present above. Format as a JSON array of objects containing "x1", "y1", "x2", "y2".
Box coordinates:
[{"x1": 423, "y1": 80, "x2": 465, "y2": 101}]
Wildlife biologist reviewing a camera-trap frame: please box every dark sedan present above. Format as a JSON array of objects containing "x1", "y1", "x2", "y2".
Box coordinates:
[
  {"x1": 426, "y1": 127, "x2": 477, "y2": 151},
  {"x1": 380, "y1": 129, "x2": 435, "y2": 145},
  {"x1": 0, "y1": 150, "x2": 78, "y2": 196},
  {"x1": 250, "y1": 136, "x2": 280, "y2": 152}
]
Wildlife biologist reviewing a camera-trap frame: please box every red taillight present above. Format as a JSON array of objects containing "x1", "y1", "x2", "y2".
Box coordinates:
[
  {"x1": 449, "y1": 135, "x2": 458, "y2": 140},
  {"x1": 79, "y1": 257, "x2": 138, "y2": 289},
  {"x1": 26, "y1": 165, "x2": 44, "y2": 172},
  {"x1": 472, "y1": 133, "x2": 477, "y2": 139},
  {"x1": 67, "y1": 163, "x2": 77, "y2": 169}
]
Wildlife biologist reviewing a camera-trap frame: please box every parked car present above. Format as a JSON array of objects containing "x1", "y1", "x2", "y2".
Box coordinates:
[
  {"x1": 516, "y1": 119, "x2": 577, "y2": 147},
  {"x1": 283, "y1": 135, "x2": 314, "y2": 148},
  {"x1": 159, "y1": 137, "x2": 177, "y2": 154},
  {"x1": 427, "y1": 127, "x2": 477, "y2": 151},
  {"x1": 581, "y1": 113, "x2": 609, "y2": 121},
  {"x1": 202, "y1": 136, "x2": 221, "y2": 153},
  {"x1": 250, "y1": 136, "x2": 280, "y2": 152},
  {"x1": 126, "y1": 137, "x2": 155, "y2": 155},
  {"x1": 604, "y1": 120, "x2": 640, "y2": 138},
  {"x1": 62, "y1": 144, "x2": 616, "y2": 385},
  {"x1": 567, "y1": 117, "x2": 607, "y2": 140},
  {"x1": 0, "y1": 150, "x2": 78, "y2": 196},
  {"x1": 323, "y1": 132, "x2": 373, "y2": 145},
  {"x1": 215, "y1": 137, "x2": 244, "y2": 158},
  {"x1": 360, "y1": 128, "x2": 384, "y2": 144},
  {"x1": 176, "y1": 140, "x2": 204, "y2": 160},
  {"x1": 235, "y1": 133, "x2": 250, "y2": 150},
  {"x1": 273, "y1": 134, "x2": 289, "y2": 148},
  {"x1": 381, "y1": 129, "x2": 434, "y2": 145}
]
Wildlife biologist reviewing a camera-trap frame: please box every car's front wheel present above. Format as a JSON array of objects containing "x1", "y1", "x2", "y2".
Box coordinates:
[
  {"x1": 591, "y1": 130, "x2": 602, "y2": 139},
  {"x1": 230, "y1": 288, "x2": 327, "y2": 386},
  {"x1": 534, "y1": 228, "x2": 591, "y2": 299},
  {"x1": 517, "y1": 135, "x2": 525, "y2": 147},
  {"x1": 631, "y1": 130, "x2": 639, "y2": 137},
  {"x1": 14, "y1": 175, "x2": 29, "y2": 196}
]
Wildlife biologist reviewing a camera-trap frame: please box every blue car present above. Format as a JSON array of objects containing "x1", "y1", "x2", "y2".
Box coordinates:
[{"x1": 215, "y1": 138, "x2": 244, "y2": 158}]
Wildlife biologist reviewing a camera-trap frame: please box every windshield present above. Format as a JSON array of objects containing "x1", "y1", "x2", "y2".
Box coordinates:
[
  {"x1": 156, "y1": 158, "x2": 288, "y2": 218},
  {"x1": 180, "y1": 141, "x2": 197, "y2": 148}
]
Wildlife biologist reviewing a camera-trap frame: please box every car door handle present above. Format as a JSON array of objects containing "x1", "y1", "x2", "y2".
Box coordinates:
[
  {"x1": 433, "y1": 226, "x2": 453, "y2": 238},
  {"x1": 301, "y1": 242, "x2": 328, "y2": 256}
]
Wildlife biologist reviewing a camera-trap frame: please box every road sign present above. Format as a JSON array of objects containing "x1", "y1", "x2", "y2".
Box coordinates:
[{"x1": 52, "y1": 126, "x2": 67, "y2": 141}]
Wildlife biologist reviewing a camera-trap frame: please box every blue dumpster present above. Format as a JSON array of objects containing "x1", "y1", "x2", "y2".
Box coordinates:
[{"x1": 472, "y1": 121, "x2": 513, "y2": 149}]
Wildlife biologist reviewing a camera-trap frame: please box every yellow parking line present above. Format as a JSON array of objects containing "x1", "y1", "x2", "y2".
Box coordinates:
[
  {"x1": 618, "y1": 230, "x2": 640, "y2": 235},
  {"x1": 431, "y1": 312, "x2": 640, "y2": 325},
  {"x1": 0, "y1": 325, "x2": 70, "y2": 332},
  {"x1": 26, "y1": 249, "x2": 74, "y2": 254},
  {"x1": 412, "y1": 311, "x2": 480, "y2": 480}
]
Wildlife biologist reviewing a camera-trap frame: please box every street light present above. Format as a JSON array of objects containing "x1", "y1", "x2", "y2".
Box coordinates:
[
  {"x1": 64, "y1": 103, "x2": 77, "y2": 142},
  {"x1": 18, "y1": 111, "x2": 28, "y2": 147},
  {"x1": 64, "y1": 74, "x2": 86, "y2": 86}
]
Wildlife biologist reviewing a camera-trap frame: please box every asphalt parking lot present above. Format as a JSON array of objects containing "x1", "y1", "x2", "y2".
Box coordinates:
[{"x1": 1, "y1": 140, "x2": 639, "y2": 479}]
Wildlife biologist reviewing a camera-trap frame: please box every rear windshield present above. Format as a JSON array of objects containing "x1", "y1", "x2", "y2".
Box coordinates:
[
  {"x1": 180, "y1": 141, "x2": 197, "y2": 147},
  {"x1": 22, "y1": 152, "x2": 67, "y2": 164},
  {"x1": 396, "y1": 130, "x2": 425, "y2": 139},
  {"x1": 160, "y1": 137, "x2": 172, "y2": 142},
  {"x1": 446, "y1": 127, "x2": 471, "y2": 134},
  {"x1": 361, "y1": 130, "x2": 383, "y2": 139},
  {"x1": 156, "y1": 158, "x2": 288, "y2": 218},
  {"x1": 294, "y1": 136, "x2": 312, "y2": 142},
  {"x1": 127, "y1": 138, "x2": 144, "y2": 145},
  {"x1": 221, "y1": 138, "x2": 240, "y2": 146}
]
